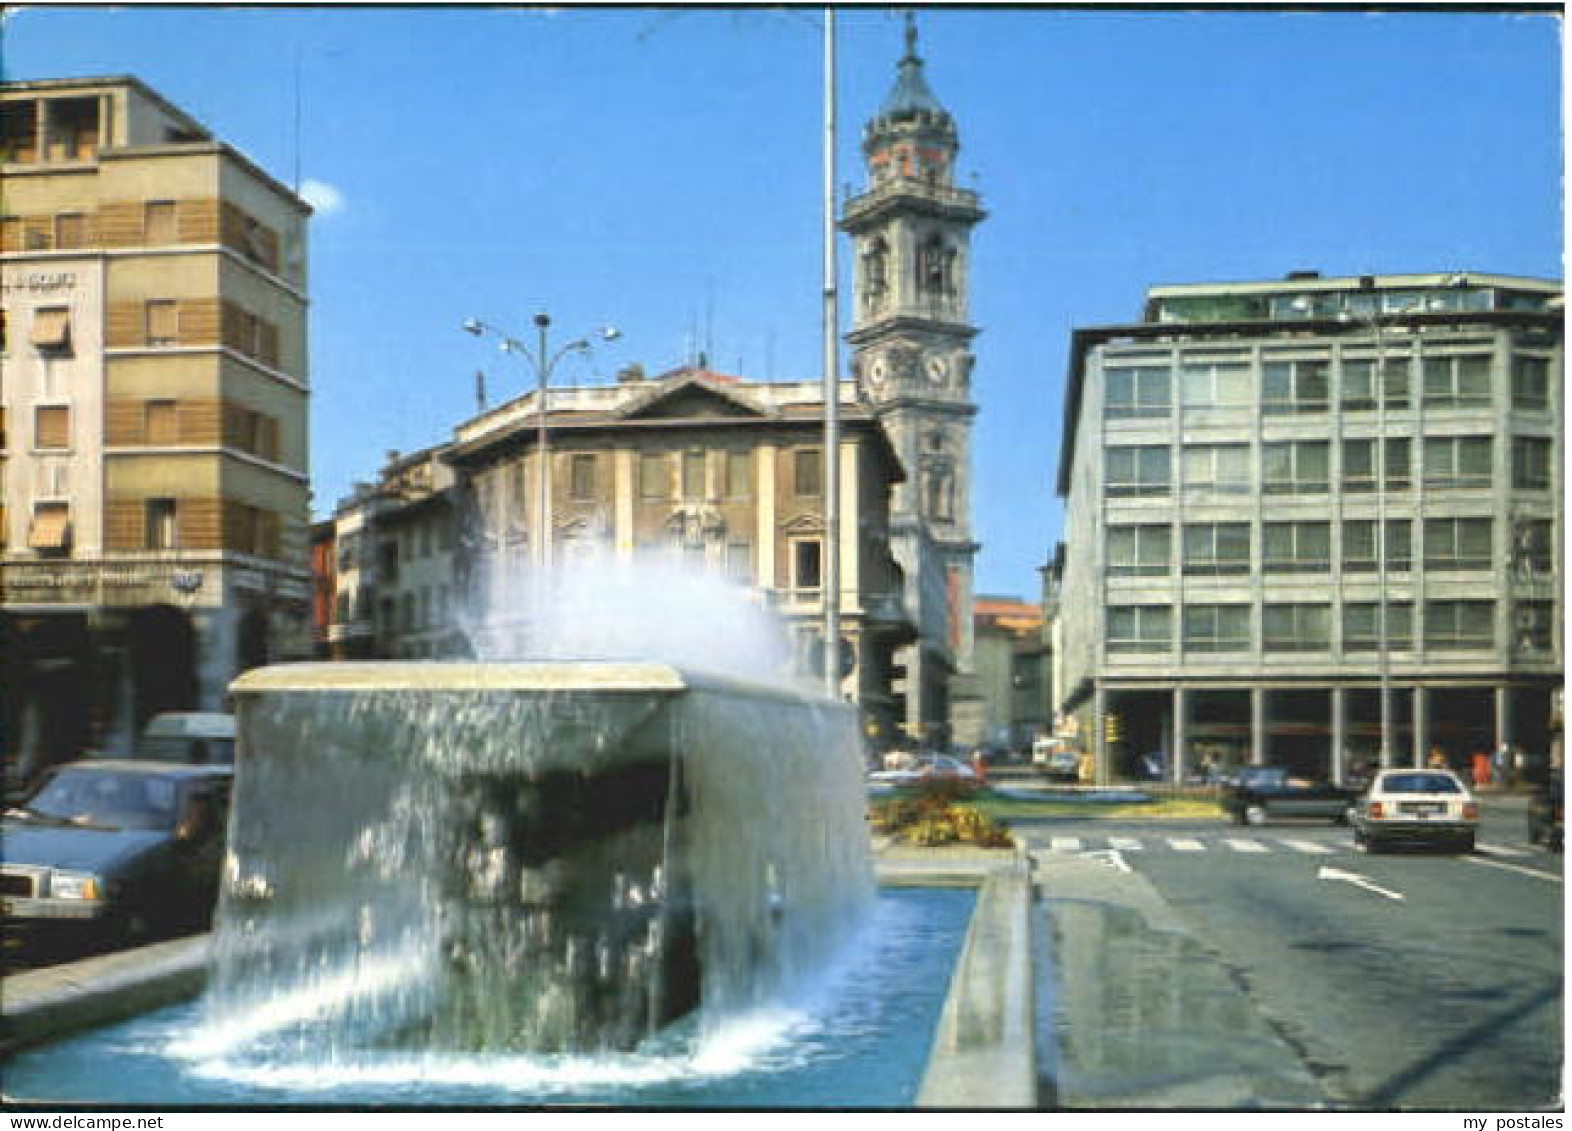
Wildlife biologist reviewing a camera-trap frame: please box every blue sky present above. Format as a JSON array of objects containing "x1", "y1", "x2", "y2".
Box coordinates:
[{"x1": 3, "y1": 5, "x2": 1561, "y2": 599}]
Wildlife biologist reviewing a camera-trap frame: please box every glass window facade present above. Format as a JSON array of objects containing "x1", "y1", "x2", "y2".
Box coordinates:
[
  {"x1": 1180, "y1": 361, "x2": 1251, "y2": 408},
  {"x1": 1512, "y1": 437, "x2": 1553, "y2": 490},
  {"x1": 1424, "y1": 600, "x2": 1495, "y2": 650},
  {"x1": 1423, "y1": 517, "x2": 1493, "y2": 571},
  {"x1": 1262, "y1": 359, "x2": 1330, "y2": 415},
  {"x1": 1343, "y1": 602, "x2": 1415, "y2": 651},
  {"x1": 1423, "y1": 436, "x2": 1493, "y2": 489},
  {"x1": 1263, "y1": 521, "x2": 1331, "y2": 572},
  {"x1": 1182, "y1": 443, "x2": 1251, "y2": 493},
  {"x1": 1107, "y1": 605, "x2": 1172, "y2": 652},
  {"x1": 1511, "y1": 356, "x2": 1551, "y2": 409},
  {"x1": 1263, "y1": 604, "x2": 1331, "y2": 652},
  {"x1": 1423, "y1": 354, "x2": 1492, "y2": 408},
  {"x1": 1107, "y1": 524, "x2": 1171, "y2": 576},
  {"x1": 1263, "y1": 441, "x2": 1330, "y2": 494},
  {"x1": 1104, "y1": 365, "x2": 1171, "y2": 419},
  {"x1": 1182, "y1": 604, "x2": 1250, "y2": 652},
  {"x1": 1340, "y1": 355, "x2": 1411, "y2": 410},
  {"x1": 1106, "y1": 446, "x2": 1171, "y2": 496},
  {"x1": 1342, "y1": 519, "x2": 1413, "y2": 572},
  {"x1": 1182, "y1": 522, "x2": 1251, "y2": 575},
  {"x1": 1341, "y1": 437, "x2": 1411, "y2": 492}
]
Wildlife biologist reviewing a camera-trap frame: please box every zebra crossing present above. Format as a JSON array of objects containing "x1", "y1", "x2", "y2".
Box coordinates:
[{"x1": 1035, "y1": 833, "x2": 1536, "y2": 858}]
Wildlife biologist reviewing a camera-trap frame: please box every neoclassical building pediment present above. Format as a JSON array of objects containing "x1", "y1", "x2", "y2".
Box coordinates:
[
  {"x1": 779, "y1": 512, "x2": 828, "y2": 536},
  {"x1": 616, "y1": 372, "x2": 776, "y2": 422}
]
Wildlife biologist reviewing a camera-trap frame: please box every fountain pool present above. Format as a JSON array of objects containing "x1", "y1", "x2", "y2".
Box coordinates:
[{"x1": 4, "y1": 887, "x2": 973, "y2": 1108}]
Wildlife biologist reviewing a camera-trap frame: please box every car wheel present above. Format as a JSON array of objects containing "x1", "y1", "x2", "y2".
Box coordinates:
[
  {"x1": 1244, "y1": 804, "x2": 1268, "y2": 827},
  {"x1": 1335, "y1": 805, "x2": 1356, "y2": 827},
  {"x1": 1458, "y1": 833, "x2": 1476, "y2": 854}
]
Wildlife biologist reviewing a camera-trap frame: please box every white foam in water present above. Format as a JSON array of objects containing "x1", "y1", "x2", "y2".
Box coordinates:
[
  {"x1": 201, "y1": 544, "x2": 877, "y2": 1087},
  {"x1": 178, "y1": 887, "x2": 902, "y2": 1099}
]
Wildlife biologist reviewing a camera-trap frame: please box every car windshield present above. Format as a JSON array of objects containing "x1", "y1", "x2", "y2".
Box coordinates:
[
  {"x1": 19, "y1": 768, "x2": 179, "y2": 831},
  {"x1": 1382, "y1": 772, "x2": 1462, "y2": 795}
]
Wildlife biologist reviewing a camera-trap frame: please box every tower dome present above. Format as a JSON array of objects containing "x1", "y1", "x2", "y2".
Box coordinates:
[{"x1": 863, "y1": 14, "x2": 958, "y2": 186}]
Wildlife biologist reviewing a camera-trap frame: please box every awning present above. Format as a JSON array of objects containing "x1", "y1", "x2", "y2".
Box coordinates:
[
  {"x1": 27, "y1": 508, "x2": 72, "y2": 550},
  {"x1": 29, "y1": 308, "x2": 71, "y2": 351}
]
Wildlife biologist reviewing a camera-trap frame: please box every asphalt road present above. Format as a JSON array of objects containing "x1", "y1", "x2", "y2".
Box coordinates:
[{"x1": 1021, "y1": 799, "x2": 1563, "y2": 1111}]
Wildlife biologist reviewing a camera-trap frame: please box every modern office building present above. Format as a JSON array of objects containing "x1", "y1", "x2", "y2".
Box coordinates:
[
  {"x1": 1055, "y1": 271, "x2": 1562, "y2": 784},
  {"x1": 1, "y1": 76, "x2": 312, "y2": 775}
]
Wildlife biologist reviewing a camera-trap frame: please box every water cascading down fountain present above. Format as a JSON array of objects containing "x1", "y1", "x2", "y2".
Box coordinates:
[{"x1": 205, "y1": 558, "x2": 875, "y2": 1062}]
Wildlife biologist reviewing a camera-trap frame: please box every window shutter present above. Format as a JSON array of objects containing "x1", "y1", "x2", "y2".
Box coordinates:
[
  {"x1": 34, "y1": 405, "x2": 70, "y2": 449},
  {"x1": 29, "y1": 308, "x2": 71, "y2": 351}
]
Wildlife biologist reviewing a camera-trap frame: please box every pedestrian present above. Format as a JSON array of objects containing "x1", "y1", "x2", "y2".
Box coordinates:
[
  {"x1": 1471, "y1": 748, "x2": 1492, "y2": 789},
  {"x1": 1427, "y1": 744, "x2": 1447, "y2": 770}
]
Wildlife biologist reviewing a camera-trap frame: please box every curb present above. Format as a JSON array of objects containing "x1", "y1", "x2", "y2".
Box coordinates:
[
  {"x1": 1, "y1": 935, "x2": 210, "y2": 1055},
  {"x1": 917, "y1": 859, "x2": 1038, "y2": 1109}
]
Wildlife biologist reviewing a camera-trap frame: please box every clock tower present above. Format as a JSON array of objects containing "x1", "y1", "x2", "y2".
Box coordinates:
[{"x1": 842, "y1": 15, "x2": 984, "y2": 746}]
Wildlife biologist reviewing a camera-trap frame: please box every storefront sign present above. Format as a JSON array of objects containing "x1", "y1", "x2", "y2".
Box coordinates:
[{"x1": 1, "y1": 271, "x2": 80, "y2": 295}]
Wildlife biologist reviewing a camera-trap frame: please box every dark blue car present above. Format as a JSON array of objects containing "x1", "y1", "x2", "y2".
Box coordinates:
[{"x1": 2, "y1": 760, "x2": 232, "y2": 942}]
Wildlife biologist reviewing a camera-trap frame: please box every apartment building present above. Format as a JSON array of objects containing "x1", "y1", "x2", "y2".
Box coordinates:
[
  {"x1": 1, "y1": 76, "x2": 311, "y2": 774},
  {"x1": 327, "y1": 444, "x2": 459, "y2": 661},
  {"x1": 1055, "y1": 271, "x2": 1562, "y2": 784}
]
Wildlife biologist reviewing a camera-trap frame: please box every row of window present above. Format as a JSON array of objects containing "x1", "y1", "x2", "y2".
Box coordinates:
[
  {"x1": 13, "y1": 497, "x2": 282, "y2": 556},
  {"x1": 1104, "y1": 352, "x2": 1554, "y2": 416},
  {"x1": 4, "y1": 400, "x2": 283, "y2": 461},
  {"x1": 1107, "y1": 517, "x2": 1555, "y2": 576},
  {"x1": 4, "y1": 298, "x2": 284, "y2": 369},
  {"x1": 1107, "y1": 599, "x2": 1555, "y2": 654},
  {"x1": 1, "y1": 199, "x2": 283, "y2": 273},
  {"x1": 1107, "y1": 435, "x2": 1554, "y2": 495},
  {"x1": 479, "y1": 447, "x2": 825, "y2": 508}
]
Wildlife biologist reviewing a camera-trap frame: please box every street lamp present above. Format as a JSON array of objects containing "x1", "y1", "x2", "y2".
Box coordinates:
[
  {"x1": 1335, "y1": 301, "x2": 1398, "y2": 772},
  {"x1": 462, "y1": 313, "x2": 620, "y2": 571}
]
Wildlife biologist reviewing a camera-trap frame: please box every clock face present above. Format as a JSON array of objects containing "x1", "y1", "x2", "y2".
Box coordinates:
[
  {"x1": 925, "y1": 354, "x2": 949, "y2": 383},
  {"x1": 867, "y1": 357, "x2": 889, "y2": 387}
]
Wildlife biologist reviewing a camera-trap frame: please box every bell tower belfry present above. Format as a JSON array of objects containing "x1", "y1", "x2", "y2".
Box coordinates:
[{"x1": 842, "y1": 14, "x2": 984, "y2": 747}]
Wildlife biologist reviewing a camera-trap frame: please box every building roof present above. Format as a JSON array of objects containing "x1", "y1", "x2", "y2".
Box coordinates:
[{"x1": 975, "y1": 597, "x2": 1042, "y2": 634}]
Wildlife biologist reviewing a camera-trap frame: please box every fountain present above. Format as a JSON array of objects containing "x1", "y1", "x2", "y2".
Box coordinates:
[{"x1": 201, "y1": 553, "x2": 877, "y2": 1064}]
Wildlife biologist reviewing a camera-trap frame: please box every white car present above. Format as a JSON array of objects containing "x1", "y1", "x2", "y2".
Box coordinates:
[
  {"x1": 1352, "y1": 768, "x2": 1479, "y2": 853},
  {"x1": 868, "y1": 755, "x2": 978, "y2": 788}
]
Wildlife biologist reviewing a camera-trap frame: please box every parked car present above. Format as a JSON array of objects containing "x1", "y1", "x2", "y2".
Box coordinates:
[
  {"x1": 869, "y1": 755, "x2": 979, "y2": 788},
  {"x1": 1042, "y1": 749, "x2": 1081, "y2": 784},
  {"x1": 1526, "y1": 773, "x2": 1563, "y2": 852},
  {"x1": 2, "y1": 760, "x2": 233, "y2": 942},
  {"x1": 134, "y1": 712, "x2": 236, "y2": 765},
  {"x1": 1352, "y1": 768, "x2": 1478, "y2": 853},
  {"x1": 1224, "y1": 766, "x2": 1359, "y2": 826}
]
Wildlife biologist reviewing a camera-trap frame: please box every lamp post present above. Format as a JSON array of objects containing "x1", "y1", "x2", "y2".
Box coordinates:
[
  {"x1": 821, "y1": 8, "x2": 841, "y2": 699},
  {"x1": 1336, "y1": 302, "x2": 1396, "y2": 771},
  {"x1": 462, "y1": 314, "x2": 620, "y2": 571}
]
